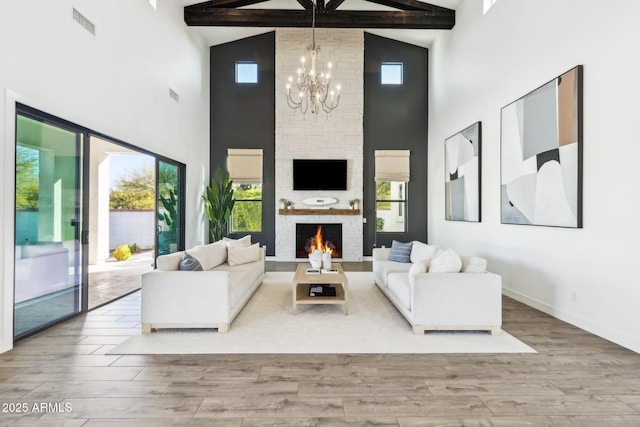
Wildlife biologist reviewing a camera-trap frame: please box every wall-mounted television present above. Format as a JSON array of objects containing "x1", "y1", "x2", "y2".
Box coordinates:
[{"x1": 293, "y1": 159, "x2": 347, "y2": 191}]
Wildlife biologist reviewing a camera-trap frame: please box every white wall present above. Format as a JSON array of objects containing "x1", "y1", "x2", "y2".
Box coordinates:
[
  {"x1": 0, "y1": 0, "x2": 210, "y2": 353},
  {"x1": 428, "y1": 0, "x2": 640, "y2": 352},
  {"x1": 275, "y1": 29, "x2": 364, "y2": 261},
  {"x1": 109, "y1": 211, "x2": 155, "y2": 251}
]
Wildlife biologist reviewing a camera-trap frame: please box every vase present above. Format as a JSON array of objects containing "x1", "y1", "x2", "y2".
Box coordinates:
[
  {"x1": 309, "y1": 249, "x2": 323, "y2": 269},
  {"x1": 322, "y1": 251, "x2": 332, "y2": 270}
]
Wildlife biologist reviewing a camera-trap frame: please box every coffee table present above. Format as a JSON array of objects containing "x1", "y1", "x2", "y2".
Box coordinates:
[{"x1": 293, "y1": 263, "x2": 348, "y2": 315}]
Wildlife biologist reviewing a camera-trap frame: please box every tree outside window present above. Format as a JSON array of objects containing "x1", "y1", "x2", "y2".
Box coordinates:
[
  {"x1": 16, "y1": 146, "x2": 40, "y2": 210},
  {"x1": 376, "y1": 181, "x2": 406, "y2": 232},
  {"x1": 231, "y1": 183, "x2": 262, "y2": 232}
]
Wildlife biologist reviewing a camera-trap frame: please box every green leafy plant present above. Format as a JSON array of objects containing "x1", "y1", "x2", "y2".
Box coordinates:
[
  {"x1": 202, "y1": 168, "x2": 235, "y2": 243},
  {"x1": 158, "y1": 188, "x2": 178, "y2": 233},
  {"x1": 113, "y1": 244, "x2": 131, "y2": 261}
]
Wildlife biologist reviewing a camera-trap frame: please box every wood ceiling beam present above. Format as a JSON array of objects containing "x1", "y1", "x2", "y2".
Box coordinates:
[
  {"x1": 325, "y1": 0, "x2": 346, "y2": 11},
  {"x1": 184, "y1": 8, "x2": 455, "y2": 29},
  {"x1": 187, "y1": 0, "x2": 269, "y2": 9},
  {"x1": 363, "y1": 0, "x2": 450, "y2": 12},
  {"x1": 295, "y1": 0, "x2": 314, "y2": 9}
]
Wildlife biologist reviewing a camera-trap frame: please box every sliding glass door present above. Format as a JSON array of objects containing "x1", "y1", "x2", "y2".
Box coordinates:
[
  {"x1": 13, "y1": 104, "x2": 186, "y2": 340},
  {"x1": 14, "y1": 110, "x2": 83, "y2": 338}
]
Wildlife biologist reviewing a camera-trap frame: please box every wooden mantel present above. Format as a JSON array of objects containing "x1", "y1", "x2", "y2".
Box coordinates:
[{"x1": 279, "y1": 208, "x2": 360, "y2": 216}]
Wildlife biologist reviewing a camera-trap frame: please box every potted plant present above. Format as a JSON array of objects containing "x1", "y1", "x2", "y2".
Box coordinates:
[
  {"x1": 203, "y1": 167, "x2": 235, "y2": 243},
  {"x1": 279, "y1": 198, "x2": 288, "y2": 210},
  {"x1": 349, "y1": 199, "x2": 359, "y2": 210}
]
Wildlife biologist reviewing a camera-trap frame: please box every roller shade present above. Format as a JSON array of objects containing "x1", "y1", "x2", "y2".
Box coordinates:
[
  {"x1": 227, "y1": 149, "x2": 263, "y2": 183},
  {"x1": 374, "y1": 150, "x2": 410, "y2": 182}
]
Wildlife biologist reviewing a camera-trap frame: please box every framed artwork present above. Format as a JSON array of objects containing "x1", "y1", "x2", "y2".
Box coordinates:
[
  {"x1": 445, "y1": 122, "x2": 481, "y2": 222},
  {"x1": 500, "y1": 65, "x2": 583, "y2": 228}
]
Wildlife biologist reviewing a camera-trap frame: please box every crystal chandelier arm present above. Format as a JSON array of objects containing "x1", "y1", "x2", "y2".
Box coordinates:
[{"x1": 286, "y1": 83, "x2": 309, "y2": 114}]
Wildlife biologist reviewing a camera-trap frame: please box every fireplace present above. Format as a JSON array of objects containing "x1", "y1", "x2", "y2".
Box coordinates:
[{"x1": 295, "y1": 223, "x2": 343, "y2": 259}]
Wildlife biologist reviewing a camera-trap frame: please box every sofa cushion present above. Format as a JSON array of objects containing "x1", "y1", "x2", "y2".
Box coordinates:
[
  {"x1": 228, "y1": 243, "x2": 260, "y2": 266},
  {"x1": 187, "y1": 240, "x2": 227, "y2": 270},
  {"x1": 388, "y1": 273, "x2": 411, "y2": 311},
  {"x1": 224, "y1": 235, "x2": 251, "y2": 248},
  {"x1": 179, "y1": 253, "x2": 203, "y2": 271},
  {"x1": 373, "y1": 260, "x2": 412, "y2": 288},
  {"x1": 429, "y1": 248, "x2": 462, "y2": 273},
  {"x1": 389, "y1": 240, "x2": 413, "y2": 263},
  {"x1": 409, "y1": 261, "x2": 427, "y2": 276},
  {"x1": 156, "y1": 251, "x2": 184, "y2": 271},
  {"x1": 410, "y1": 241, "x2": 440, "y2": 263},
  {"x1": 461, "y1": 256, "x2": 488, "y2": 273},
  {"x1": 213, "y1": 257, "x2": 264, "y2": 308}
]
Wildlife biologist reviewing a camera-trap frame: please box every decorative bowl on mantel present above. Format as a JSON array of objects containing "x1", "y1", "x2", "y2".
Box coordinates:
[{"x1": 303, "y1": 197, "x2": 337, "y2": 207}]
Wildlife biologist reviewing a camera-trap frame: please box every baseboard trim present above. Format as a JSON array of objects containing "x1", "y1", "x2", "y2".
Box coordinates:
[{"x1": 503, "y1": 287, "x2": 640, "y2": 354}]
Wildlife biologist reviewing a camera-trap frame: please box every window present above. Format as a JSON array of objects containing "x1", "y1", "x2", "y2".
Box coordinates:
[
  {"x1": 227, "y1": 148, "x2": 262, "y2": 232},
  {"x1": 231, "y1": 183, "x2": 262, "y2": 232},
  {"x1": 375, "y1": 181, "x2": 406, "y2": 232},
  {"x1": 235, "y1": 62, "x2": 258, "y2": 84},
  {"x1": 381, "y1": 62, "x2": 403, "y2": 85}
]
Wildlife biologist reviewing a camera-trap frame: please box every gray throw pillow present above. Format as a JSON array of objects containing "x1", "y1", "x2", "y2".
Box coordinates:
[
  {"x1": 389, "y1": 240, "x2": 413, "y2": 263},
  {"x1": 179, "y1": 252, "x2": 203, "y2": 271}
]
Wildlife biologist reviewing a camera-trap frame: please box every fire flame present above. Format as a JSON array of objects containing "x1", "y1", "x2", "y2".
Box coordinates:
[{"x1": 309, "y1": 226, "x2": 333, "y2": 254}]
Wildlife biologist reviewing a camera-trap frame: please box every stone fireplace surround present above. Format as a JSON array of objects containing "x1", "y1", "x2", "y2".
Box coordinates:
[{"x1": 274, "y1": 29, "x2": 364, "y2": 261}]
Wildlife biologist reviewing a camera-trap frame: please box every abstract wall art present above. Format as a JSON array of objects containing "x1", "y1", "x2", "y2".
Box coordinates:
[
  {"x1": 445, "y1": 121, "x2": 481, "y2": 222},
  {"x1": 500, "y1": 66, "x2": 583, "y2": 228}
]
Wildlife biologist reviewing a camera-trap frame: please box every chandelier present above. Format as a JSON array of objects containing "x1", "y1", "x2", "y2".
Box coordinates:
[{"x1": 285, "y1": 1, "x2": 340, "y2": 115}]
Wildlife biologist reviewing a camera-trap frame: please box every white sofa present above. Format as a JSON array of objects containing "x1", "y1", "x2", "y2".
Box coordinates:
[
  {"x1": 141, "y1": 238, "x2": 265, "y2": 333},
  {"x1": 373, "y1": 242, "x2": 502, "y2": 335}
]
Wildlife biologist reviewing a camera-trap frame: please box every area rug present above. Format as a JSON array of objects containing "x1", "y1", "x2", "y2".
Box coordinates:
[{"x1": 109, "y1": 272, "x2": 536, "y2": 354}]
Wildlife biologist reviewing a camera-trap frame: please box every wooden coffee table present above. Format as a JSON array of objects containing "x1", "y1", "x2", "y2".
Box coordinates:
[{"x1": 293, "y1": 263, "x2": 348, "y2": 315}]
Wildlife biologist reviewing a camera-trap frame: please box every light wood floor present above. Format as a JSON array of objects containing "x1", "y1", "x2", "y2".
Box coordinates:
[{"x1": 1, "y1": 264, "x2": 639, "y2": 426}]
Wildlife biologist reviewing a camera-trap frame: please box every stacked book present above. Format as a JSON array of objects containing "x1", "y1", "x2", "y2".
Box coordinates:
[{"x1": 309, "y1": 285, "x2": 337, "y2": 297}]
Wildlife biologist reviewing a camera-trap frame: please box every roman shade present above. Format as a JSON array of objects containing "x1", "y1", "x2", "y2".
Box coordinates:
[
  {"x1": 374, "y1": 150, "x2": 410, "y2": 182},
  {"x1": 227, "y1": 149, "x2": 263, "y2": 183}
]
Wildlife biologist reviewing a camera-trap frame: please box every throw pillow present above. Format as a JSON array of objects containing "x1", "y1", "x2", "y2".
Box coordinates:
[
  {"x1": 201, "y1": 240, "x2": 228, "y2": 269},
  {"x1": 179, "y1": 253, "x2": 203, "y2": 271},
  {"x1": 228, "y1": 243, "x2": 260, "y2": 266},
  {"x1": 389, "y1": 240, "x2": 413, "y2": 263},
  {"x1": 410, "y1": 241, "x2": 440, "y2": 263},
  {"x1": 461, "y1": 256, "x2": 488, "y2": 273},
  {"x1": 429, "y1": 248, "x2": 462, "y2": 273},
  {"x1": 182, "y1": 241, "x2": 228, "y2": 271},
  {"x1": 186, "y1": 245, "x2": 216, "y2": 271},
  {"x1": 223, "y1": 235, "x2": 251, "y2": 248}
]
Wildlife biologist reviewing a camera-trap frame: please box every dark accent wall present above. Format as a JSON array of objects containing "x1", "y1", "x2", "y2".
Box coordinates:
[
  {"x1": 210, "y1": 32, "x2": 276, "y2": 254},
  {"x1": 363, "y1": 33, "x2": 429, "y2": 254}
]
